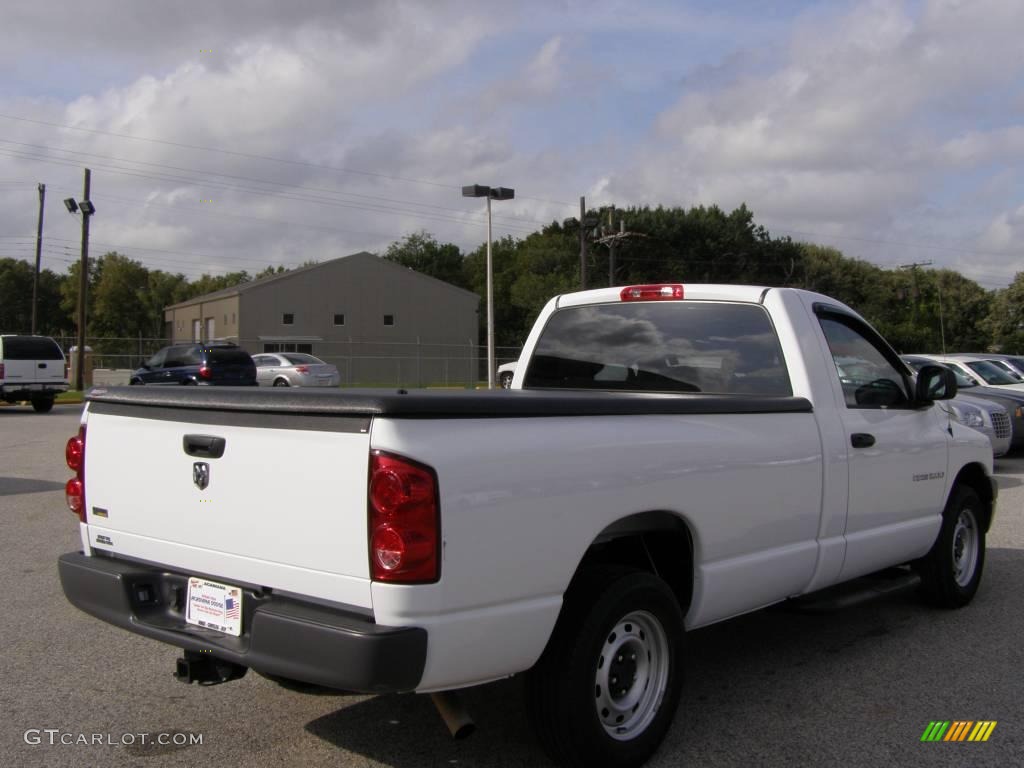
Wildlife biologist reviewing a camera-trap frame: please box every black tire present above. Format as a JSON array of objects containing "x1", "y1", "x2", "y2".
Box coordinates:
[
  {"x1": 499, "y1": 372, "x2": 514, "y2": 389},
  {"x1": 916, "y1": 486, "x2": 986, "y2": 608},
  {"x1": 525, "y1": 568, "x2": 685, "y2": 768},
  {"x1": 31, "y1": 397, "x2": 54, "y2": 413},
  {"x1": 273, "y1": 378, "x2": 289, "y2": 387}
]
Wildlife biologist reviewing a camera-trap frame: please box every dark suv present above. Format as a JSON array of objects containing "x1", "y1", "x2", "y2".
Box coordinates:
[{"x1": 130, "y1": 343, "x2": 257, "y2": 386}]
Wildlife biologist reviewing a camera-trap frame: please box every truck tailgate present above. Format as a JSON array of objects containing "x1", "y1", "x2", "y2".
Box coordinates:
[{"x1": 83, "y1": 402, "x2": 374, "y2": 610}]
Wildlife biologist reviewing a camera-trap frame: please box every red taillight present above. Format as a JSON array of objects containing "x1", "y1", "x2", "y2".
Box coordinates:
[
  {"x1": 295, "y1": 365, "x2": 310, "y2": 373},
  {"x1": 620, "y1": 284, "x2": 684, "y2": 301},
  {"x1": 368, "y1": 451, "x2": 439, "y2": 583},
  {"x1": 65, "y1": 426, "x2": 86, "y2": 522},
  {"x1": 0, "y1": 362, "x2": 5, "y2": 378},
  {"x1": 198, "y1": 365, "x2": 212, "y2": 379}
]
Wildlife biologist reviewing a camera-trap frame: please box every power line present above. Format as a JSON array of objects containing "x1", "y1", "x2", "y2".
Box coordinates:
[
  {"x1": 0, "y1": 138, "x2": 551, "y2": 228},
  {"x1": 0, "y1": 112, "x2": 574, "y2": 208},
  {"x1": 0, "y1": 147, "x2": 541, "y2": 235}
]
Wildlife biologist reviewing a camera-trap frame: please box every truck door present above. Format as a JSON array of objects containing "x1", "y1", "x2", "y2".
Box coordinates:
[{"x1": 811, "y1": 306, "x2": 949, "y2": 582}]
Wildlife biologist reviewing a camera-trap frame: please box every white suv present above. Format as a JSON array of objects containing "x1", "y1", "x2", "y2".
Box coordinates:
[{"x1": 0, "y1": 335, "x2": 69, "y2": 412}]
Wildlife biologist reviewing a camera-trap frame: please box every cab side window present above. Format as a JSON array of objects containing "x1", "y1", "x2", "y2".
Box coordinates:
[{"x1": 818, "y1": 316, "x2": 909, "y2": 409}]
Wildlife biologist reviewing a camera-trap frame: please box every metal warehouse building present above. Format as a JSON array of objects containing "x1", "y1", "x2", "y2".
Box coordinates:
[{"x1": 163, "y1": 252, "x2": 480, "y2": 386}]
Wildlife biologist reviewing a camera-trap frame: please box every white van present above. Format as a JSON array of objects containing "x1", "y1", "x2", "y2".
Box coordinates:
[{"x1": 0, "y1": 335, "x2": 69, "y2": 412}]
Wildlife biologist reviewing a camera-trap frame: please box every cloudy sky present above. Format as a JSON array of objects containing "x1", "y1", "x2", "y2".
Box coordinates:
[{"x1": 1, "y1": 0, "x2": 1022, "y2": 288}]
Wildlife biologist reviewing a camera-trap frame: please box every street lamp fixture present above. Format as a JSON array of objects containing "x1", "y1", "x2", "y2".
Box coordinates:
[
  {"x1": 462, "y1": 183, "x2": 515, "y2": 389},
  {"x1": 63, "y1": 198, "x2": 78, "y2": 213}
]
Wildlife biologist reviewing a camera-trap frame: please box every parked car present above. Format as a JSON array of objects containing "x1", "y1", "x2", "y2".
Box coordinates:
[
  {"x1": 252, "y1": 352, "x2": 340, "y2": 387},
  {"x1": 946, "y1": 353, "x2": 1024, "y2": 381},
  {"x1": 904, "y1": 355, "x2": 1024, "y2": 450},
  {"x1": 924, "y1": 354, "x2": 1024, "y2": 392},
  {"x1": 497, "y1": 361, "x2": 517, "y2": 389},
  {"x1": 130, "y1": 342, "x2": 256, "y2": 386},
  {"x1": 0, "y1": 334, "x2": 68, "y2": 412},
  {"x1": 982, "y1": 353, "x2": 1024, "y2": 378}
]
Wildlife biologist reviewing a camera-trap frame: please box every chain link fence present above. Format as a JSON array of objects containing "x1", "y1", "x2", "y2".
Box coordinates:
[{"x1": 54, "y1": 336, "x2": 522, "y2": 389}]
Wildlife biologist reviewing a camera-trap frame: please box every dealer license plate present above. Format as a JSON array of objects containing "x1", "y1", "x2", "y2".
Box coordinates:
[{"x1": 185, "y1": 577, "x2": 243, "y2": 636}]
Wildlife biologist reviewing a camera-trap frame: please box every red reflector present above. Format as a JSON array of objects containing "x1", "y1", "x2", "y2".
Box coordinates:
[
  {"x1": 368, "y1": 451, "x2": 439, "y2": 583},
  {"x1": 620, "y1": 284, "x2": 684, "y2": 301},
  {"x1": 198, "y1": 365, "x2": 212, "y2": 379},
  {"x1": 66, "y1": 477, "x2": 83, "y2": 515}
]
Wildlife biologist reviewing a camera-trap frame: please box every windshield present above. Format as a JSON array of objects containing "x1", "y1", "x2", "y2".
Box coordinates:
[
  {"x1": 966, "y1": 360, "x2": 1021, "y2": 385},
  {"x1": 988, "y1": 360, "x2": 1023, "y2": 381}
]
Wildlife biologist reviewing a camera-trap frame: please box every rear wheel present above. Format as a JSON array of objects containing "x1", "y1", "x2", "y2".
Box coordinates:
[
  {"x1": 916, "y1": 486, "x2": 986, "y2": 608},
  {"x1": 499, "y1": 371, "x2": 514, "y2": 389},
  {"x1": 273, "y1": 378, "x2": 290, "y2": 387},
  {"x1": 526, "y1": 568, "x2": 685, "y2": 768},
  {"x1": 31, "y1": 397, "x2": 54, "y2": 413}
]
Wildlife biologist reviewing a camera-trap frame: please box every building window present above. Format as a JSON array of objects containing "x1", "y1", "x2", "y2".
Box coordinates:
[
  {"x1": 383, "y1": 314, "x2": 395, "y2": 326},
  {"x1": 282, "y1": 313, "x2": 294, "y2": 325},
  {"x1": 333, "y1": 313, "x2": 345, "y2": 326},
  {"x1": 263, "y1": 342, "x2": 313, "y2": 353}
]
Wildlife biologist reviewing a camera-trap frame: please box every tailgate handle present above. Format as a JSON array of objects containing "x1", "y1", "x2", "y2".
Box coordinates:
[{"x1": 183, "y1": 435, "x2": 226, "y2": 459}]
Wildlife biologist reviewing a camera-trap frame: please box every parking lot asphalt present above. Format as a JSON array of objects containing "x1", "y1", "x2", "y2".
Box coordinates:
[{"x1": 1, "y1": 404, "x2": 1021, "y2": 767}]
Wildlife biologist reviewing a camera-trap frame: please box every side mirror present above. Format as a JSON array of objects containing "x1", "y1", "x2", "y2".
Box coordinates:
[{"x1": 915, "y1": 364, "x2": 957, "y2": 402}]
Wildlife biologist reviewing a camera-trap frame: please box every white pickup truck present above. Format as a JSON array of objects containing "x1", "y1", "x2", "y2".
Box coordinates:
[{"x1": 59, "y1": 284, "x2": 996, "y2": 768}]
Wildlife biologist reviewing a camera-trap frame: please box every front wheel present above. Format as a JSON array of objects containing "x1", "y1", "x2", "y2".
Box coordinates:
[
  {"x1": 916, "y1": 486, "x2": 986, "y2": 608},
  {"x1": 499, "y1": 371, "x2": 514, "y2": 389},
  {"x1": 526, "y1": 568, "x2": 685, "y2": 768}
]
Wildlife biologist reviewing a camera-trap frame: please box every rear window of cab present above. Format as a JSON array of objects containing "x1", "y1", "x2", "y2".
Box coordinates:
[{"x1": 523, "y1": 301, "x2": 792, "y2": 396}]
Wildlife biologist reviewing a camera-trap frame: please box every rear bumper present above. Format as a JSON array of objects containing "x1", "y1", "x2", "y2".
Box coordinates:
[
  {"x1": 58, "y1": 552, "x2": 426, "y2": 693},
  {"x1": 1, "y1": 382, "x2": 68, "y2": 398}
]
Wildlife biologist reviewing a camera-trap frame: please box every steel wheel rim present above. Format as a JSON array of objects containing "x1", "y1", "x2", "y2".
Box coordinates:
[
  {"x1": 952, "y1": 507, "x2": 979, "y2": 588},
  {"x1": 594, "y1": 610, "x2": 670, "y2": 741}
]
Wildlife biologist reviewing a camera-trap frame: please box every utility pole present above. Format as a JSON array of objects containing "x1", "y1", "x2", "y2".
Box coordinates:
[
  {"x1": 898, "y1": 260, "x2": 932, "y2": 327},
  {"x1": 579, "y1": 196, "x2": 587, "y2": 290},
  {"x1": 76, "y1": 169, "x2": 92, "y2": 392},
  {"x1": 595, "y1": 210, "x2": 647, "y2": 287},
  {"x1": 31, "y1": 183, "x2": 45, "y2": 335}
]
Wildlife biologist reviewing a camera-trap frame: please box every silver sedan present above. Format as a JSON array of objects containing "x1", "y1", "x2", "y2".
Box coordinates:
[{"x1": 252, "y1": 353, "x2": 341, "y2": 387}]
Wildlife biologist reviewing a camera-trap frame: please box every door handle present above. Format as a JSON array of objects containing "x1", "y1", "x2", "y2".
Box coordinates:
[
  {"x1": 851, "y1": 433, "x2": 876, "y2": 448},
  {"x1": 183, "y1": 435, "x2": 226, "y2": 459}
]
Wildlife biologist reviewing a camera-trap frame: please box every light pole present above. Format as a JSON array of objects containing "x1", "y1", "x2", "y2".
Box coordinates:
[
  {"x1": 462, "y1": 184, "x2": 514, "y2": 389},
  {"x1": 64, "y1": 168, "x2": 96, "y2": 392}
]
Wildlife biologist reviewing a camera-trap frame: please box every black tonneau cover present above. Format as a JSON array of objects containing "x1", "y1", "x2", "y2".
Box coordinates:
[{"x1": 86, "y1": 386, "x2": 811, "y2": 418}]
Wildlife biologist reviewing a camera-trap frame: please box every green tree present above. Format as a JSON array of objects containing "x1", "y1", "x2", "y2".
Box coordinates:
[
  {"x1": 184, "y1": 270, "x2": 252, "y2": 300},
  {"x1": 985, "y1": 272, "x2": 1024, "y2": 353},
  {"x1": 0, "y1": 257, "x2": 69, "y2": 335},
  {"x1": 383, "y1": 231, "x2": 468, "y2": 289}
]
